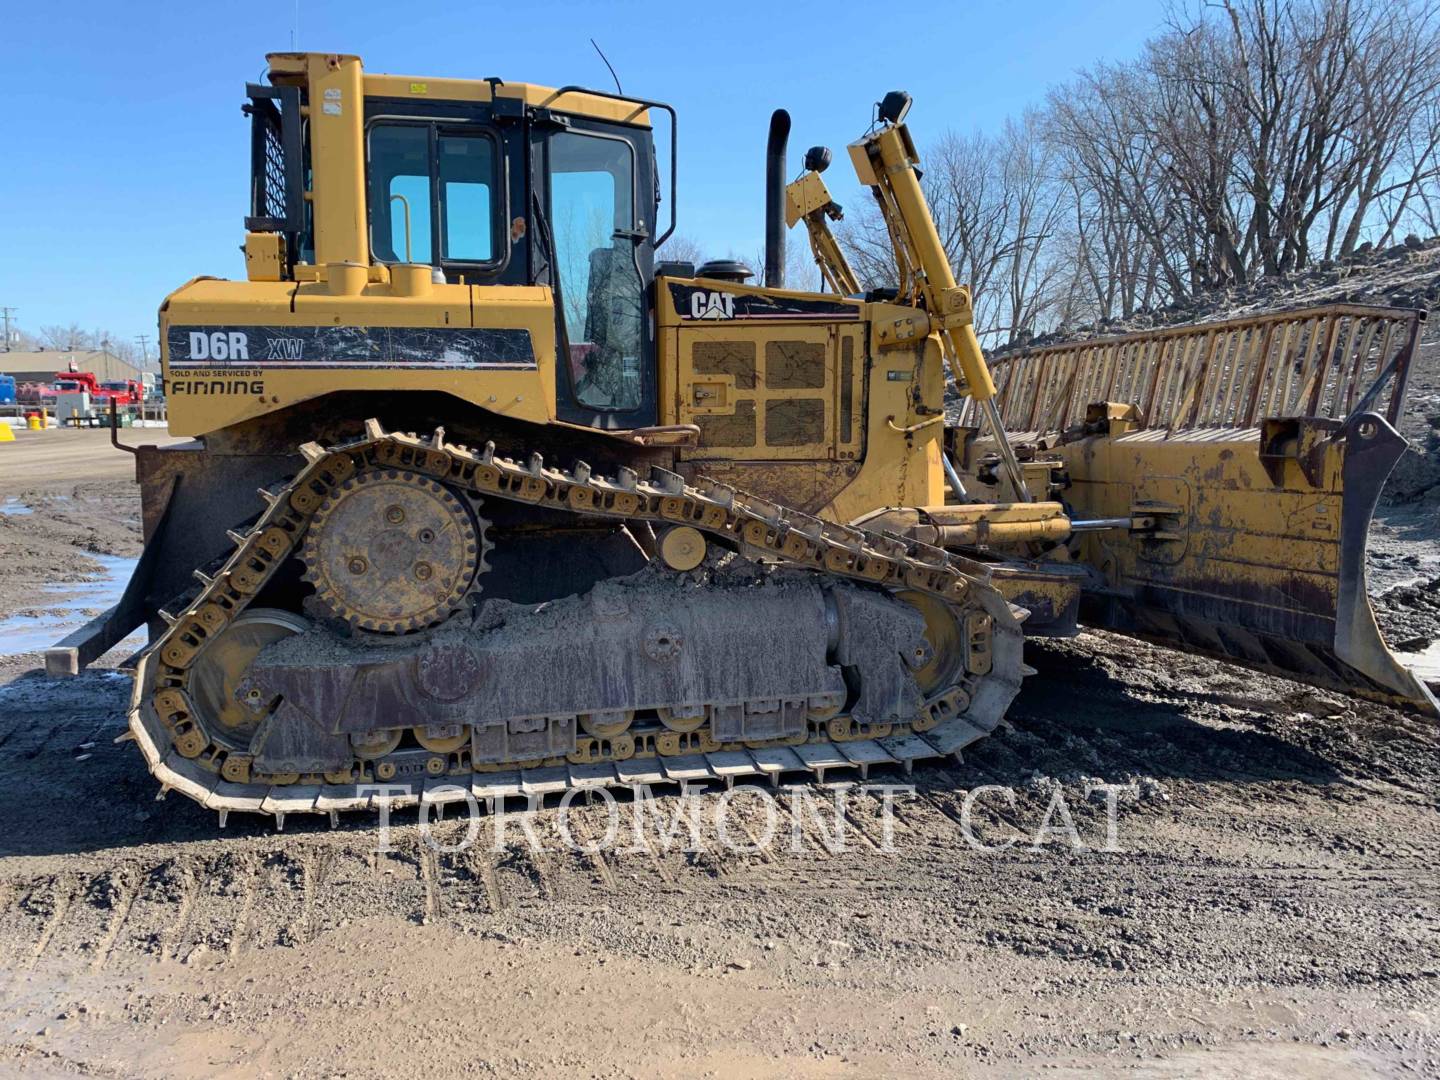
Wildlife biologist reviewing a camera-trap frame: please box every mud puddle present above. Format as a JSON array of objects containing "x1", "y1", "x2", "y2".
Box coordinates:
[
  {"x1": 0, "y1": 554, "x2": 137, "y2": 655},
  {"x1": 1396, "y1": 638, "x2": 1440, "y2": 684}
]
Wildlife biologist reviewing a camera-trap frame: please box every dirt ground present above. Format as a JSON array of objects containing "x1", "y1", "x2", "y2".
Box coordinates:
[{"x1": 0, "y1": 423, "x2": 1437, "y2": 1078}]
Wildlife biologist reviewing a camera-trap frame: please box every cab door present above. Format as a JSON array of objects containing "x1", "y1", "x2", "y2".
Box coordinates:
[{"x1": 541, "y1": 122, "x2": 658, "y2": 429}]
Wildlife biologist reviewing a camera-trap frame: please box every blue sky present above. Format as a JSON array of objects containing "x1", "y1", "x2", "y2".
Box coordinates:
[{"x1": 0, "y1": 0, "x2": 1166, "y2": 351}]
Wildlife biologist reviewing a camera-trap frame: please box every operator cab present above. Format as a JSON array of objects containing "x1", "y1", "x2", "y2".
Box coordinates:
[{"x1": 246, "y1": 66, "x2": 672, "y2": 430}]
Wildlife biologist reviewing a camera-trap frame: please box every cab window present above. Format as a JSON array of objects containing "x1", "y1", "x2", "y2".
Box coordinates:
[
  {"x1": 549, "y1": 130, "x2": 644, "y2": 412},
  {"x1": 439, "y1": 135, "x2": 494, "y2": 262},
  {"x1": 368, "y1": 122, "x2": 500, "y2": 268}
]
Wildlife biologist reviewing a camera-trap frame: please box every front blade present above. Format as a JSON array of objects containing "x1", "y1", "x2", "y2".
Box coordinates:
[
  {"x1": 1064, "y1": 412, "x2": 1435, "y2": 714},
  {"x1": 965, "y1": 302, "x2": 1436, "y2": 714}
]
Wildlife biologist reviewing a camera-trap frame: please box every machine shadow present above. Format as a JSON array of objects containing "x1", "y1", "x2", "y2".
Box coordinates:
[{"x1": 979, "y1": 636, "x2": 1348, "y2": 788}]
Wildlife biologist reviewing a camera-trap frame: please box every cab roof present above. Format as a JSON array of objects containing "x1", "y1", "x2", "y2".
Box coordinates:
[{"x1": 265, "y1": 52, "x2": 652, "y2": 127}]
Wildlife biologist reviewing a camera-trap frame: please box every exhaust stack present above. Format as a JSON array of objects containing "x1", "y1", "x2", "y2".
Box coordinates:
[{"x1": 765, "y1": 109, "x2": 791, "y2": 289}]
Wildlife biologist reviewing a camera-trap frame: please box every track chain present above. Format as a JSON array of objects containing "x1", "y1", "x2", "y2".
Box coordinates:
[{"x1": 127, "y1": 420, "x2": 1025, "y2": 817}]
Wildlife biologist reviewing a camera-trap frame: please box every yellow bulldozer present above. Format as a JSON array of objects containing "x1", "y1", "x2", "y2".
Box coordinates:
[{"x1": 93, "y1": 53, "x2": 1432, "y2": 823}]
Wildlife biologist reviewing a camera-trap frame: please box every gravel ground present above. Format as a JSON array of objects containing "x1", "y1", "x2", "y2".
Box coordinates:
[{"x1": 0, "y1": 396, "x2": 1436, "y2": 1078}]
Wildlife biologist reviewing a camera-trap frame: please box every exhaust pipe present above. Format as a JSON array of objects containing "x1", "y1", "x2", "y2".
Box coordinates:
[{"x1": 765, "y1": 109, "x2": 791, "y2": 289}]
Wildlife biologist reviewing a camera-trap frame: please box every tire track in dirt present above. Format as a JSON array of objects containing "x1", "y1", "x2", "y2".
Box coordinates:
[
  {"x1": 160, "y1": 860, "x2": 198, "y2": 962},
  {"x1": 20, "y1": 876, "x2": 73, "y2": 973},
  {"x1": 294, "y1": 851, "x2": 323, "y2": 944},
  {"x1": 226, "y1": 858, "x2": 258, "y2": 957},
  {"x1": 416, "y1": 839, "x2": 441, "y2": 923},
  {"x1": 565, "y1": 805, "x2": 618, "y2": 891},
  {"x1": 476, "y1": 841, "x2": 507, "y2": 914},
  {"x1": 88, "y1": 871, "x2": 137, "y2": 972}
]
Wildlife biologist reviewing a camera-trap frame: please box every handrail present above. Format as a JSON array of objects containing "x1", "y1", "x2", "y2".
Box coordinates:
[{"x1": 550, "y1": 85, "x2": 678, "y2": 249}]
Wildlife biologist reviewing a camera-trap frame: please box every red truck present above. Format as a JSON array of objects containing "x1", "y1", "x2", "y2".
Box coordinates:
[
  {"x1": 18, "y1": 372, "x2": 141, "y2": 408},
  {"x1": 52, "y1": 372, "x2": 141, "y2": 406}
]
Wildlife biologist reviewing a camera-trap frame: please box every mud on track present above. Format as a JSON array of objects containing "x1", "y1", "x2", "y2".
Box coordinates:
[{"x1": 0, "y1": 429, "x2": 1437, "y2": 1077}]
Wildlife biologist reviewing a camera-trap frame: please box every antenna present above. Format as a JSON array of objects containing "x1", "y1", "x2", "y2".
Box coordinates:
[
  {"x1": 292, "y1": 0, "x2": 299, "y2": 49},
  {"x1": 590, "y1": 39, "x2": 622, "y2": 95}
]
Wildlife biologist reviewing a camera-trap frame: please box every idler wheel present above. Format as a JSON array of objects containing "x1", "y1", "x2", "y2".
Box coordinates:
[{"x1": 187, "y1": 608, "x2": 310, "y2": 750}]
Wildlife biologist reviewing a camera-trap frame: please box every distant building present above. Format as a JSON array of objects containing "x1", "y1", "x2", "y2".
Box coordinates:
[{"x1": 0, "y1": 349, "x2": 143, "y2": 386}]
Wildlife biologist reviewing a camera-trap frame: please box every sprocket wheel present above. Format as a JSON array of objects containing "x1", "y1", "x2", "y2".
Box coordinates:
[{"x1": 302, "y1": 467, "x2": 491, "y2": 633}]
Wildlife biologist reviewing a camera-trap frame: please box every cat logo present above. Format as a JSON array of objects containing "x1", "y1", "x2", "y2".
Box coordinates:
[{"x1": 689, "y1": 290, "x2": 735, "y2": 320}]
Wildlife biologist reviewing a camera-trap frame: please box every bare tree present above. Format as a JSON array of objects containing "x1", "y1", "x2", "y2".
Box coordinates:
[
  {"x1": 837, "y1": 117, "x2": 1068, "y2": 346},
  {"x1": 995, "y1": 113, "x2": 1068, "y2": 343},
  {"x1": 1333, "y1": 2, "x2": 1440, "y2": 253},
  {"x1": 1157, "y1": 0, "x2": 1440, "y2": 277},
  {"x1": 33, "y1": 323, "x2": 141, "y2": 364},
  {"x1": 660, "y1": 234, "x2": 706, "y2": 266},
  {"x1": 39, "y1": 324, "x2": 93, "y2": 351},
  {"x1": 832, "y1": 0, "x2": 1439, "y2": 348}
]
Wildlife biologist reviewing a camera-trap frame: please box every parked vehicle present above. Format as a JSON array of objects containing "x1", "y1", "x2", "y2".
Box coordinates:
[{"x1": 52, "y1": 373, "x2": 141, "y2": 407}]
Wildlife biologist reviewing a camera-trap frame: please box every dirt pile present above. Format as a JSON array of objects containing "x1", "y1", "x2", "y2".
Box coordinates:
[
  {"x1": 1014, "y1": 235, "x2": 1440, "y2": 348},
  {"x1": 1385, "y1": 339, "x2": 1440, "y2": 505}
]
